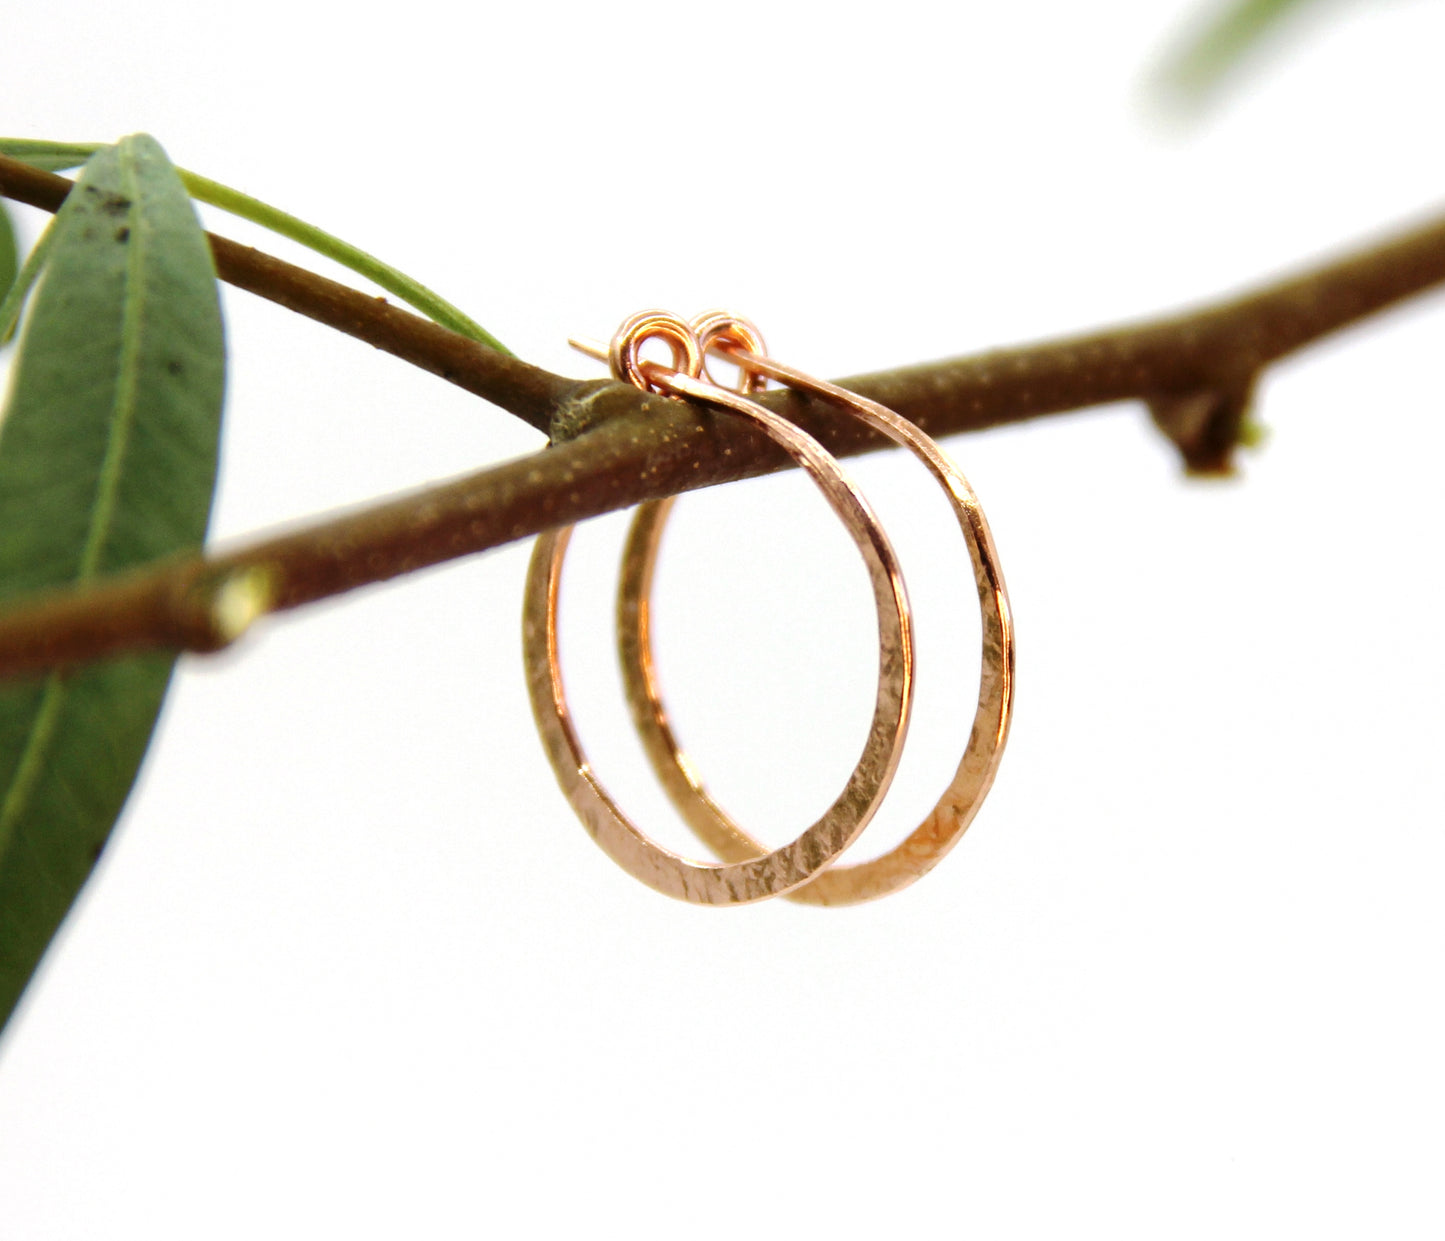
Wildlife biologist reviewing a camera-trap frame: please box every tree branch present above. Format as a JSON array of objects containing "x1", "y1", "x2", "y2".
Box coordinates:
[{"x1": 2, "y1": 150, "x2": 1444, "y2": 678}]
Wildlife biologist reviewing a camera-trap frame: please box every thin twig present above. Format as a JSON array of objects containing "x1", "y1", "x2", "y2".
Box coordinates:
[
  {"x1": 2, "y1": 151, "x2": 1444, "y2": 677},
  {"x1": 0, "y1": 155, "x2": 571, "y2": 431}
]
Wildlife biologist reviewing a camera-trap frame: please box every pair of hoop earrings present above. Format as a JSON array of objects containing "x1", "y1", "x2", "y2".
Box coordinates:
[{"x1": 522, "y1": 310, "x2": 1014, "y2": 906}]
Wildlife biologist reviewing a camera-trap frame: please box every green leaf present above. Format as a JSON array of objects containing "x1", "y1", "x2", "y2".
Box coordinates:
[
  {"x1": 0, "y1": 134, "x2": 225, "y2": 1036},
  {"x1": 0, "y1": 203, "x2": 16, "y2": 305},
  {"x1": 175, "y1": 169, "x2": 511, "y2": 354},
  {"x1": 1157, "y1": 0, "x2": 1330, "y2": 106},
  {"x1": 0, "y1": 139, "x2": 101, "y2": 174}
]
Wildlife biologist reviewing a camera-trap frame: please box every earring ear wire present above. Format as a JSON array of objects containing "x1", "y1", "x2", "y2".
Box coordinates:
[{"x1": 567, "y1": 336, "x2": 608, "y2": 362}]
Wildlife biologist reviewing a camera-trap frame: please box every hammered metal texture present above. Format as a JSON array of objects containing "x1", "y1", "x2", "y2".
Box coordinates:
[
  {"x1": 522, "y1": 373, "x2": 914, "y2": 905},
  {"x1": 616, "y1": 352, "x2": 1014, "y2": 905}
]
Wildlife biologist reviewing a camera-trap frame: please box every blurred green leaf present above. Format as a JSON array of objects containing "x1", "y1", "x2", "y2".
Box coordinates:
[
  {"x1": 0, "y1": 134, "x2": 225, "y2": 1035},
  {"x1": 0, "y1": 203, "x2": 16, "y2": 305},
  {"x1": 1158, "y1": 0, "x2": 1334, "y2": 105}
]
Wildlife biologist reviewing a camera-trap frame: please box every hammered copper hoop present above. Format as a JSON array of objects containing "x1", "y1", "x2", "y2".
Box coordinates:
[
  {"x1": 523, "y1": 310, "x2": 915, "y2": 905},
  {"x1": 616, "y1": 312, "x2": 1015, "y2": 905}
]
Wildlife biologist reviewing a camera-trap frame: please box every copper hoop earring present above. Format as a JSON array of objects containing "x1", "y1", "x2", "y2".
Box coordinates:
[
  {"x1": 615, "y1": 312, "x2": 1015, "y2": 905},
  {"x1": 522, "y1": 311, "x2": 915, "y2": 905}
]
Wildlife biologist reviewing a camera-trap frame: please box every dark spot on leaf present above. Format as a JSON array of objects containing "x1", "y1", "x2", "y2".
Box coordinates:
[
  {"x1": 166, "y1": 359, "x2": 184, "y2": 376},
  {"x1": 90, "y1": 838, "x2": 107, "y2": 864},
  {"x1": 115, "y1": 227, "x2": 130, "y2": 243},
  {"x1": 98, "y1": 193, "x2": 132, "y2": 218}
]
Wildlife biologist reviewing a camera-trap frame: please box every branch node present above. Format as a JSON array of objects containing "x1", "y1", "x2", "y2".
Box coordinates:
[
  {"x1": 547, "y1": 379, "x2": 656, "y2": 443},
  {"x1": 206, "y1": 565, "x2": 277, "y2": 645},
  {"x1": 1147, "y1": 372, "x2": 1260, "y2": 476},
  {"x1": 176, "y1": 564, "x2": 277, "y2": 652}
]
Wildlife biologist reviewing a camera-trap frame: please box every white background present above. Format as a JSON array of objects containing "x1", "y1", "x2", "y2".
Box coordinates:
[{"x1": 3, "y1": 1, "x2": 1444, "y2": 1236}]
